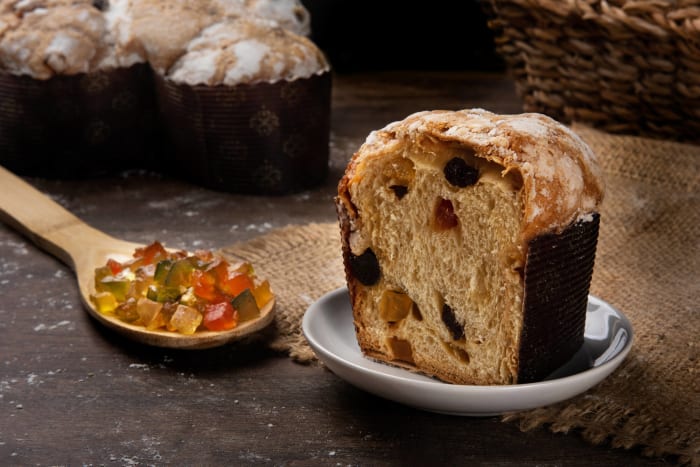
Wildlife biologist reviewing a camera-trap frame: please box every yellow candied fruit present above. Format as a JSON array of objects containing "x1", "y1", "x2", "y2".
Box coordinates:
[
  {"x1": 379, "y1": 290, "x2": 413, "y2": 323},
  {"x1": 179, "y1": 287, "x2": 197, "y2": 307},
  {"x1": 252, "y1": 280, "x2": 273, "y2": 309},
  {"x1": 136, "y1": 297, "x2": 164, "y2": 330},
  {"x1": 169, "y1": 304, "x2": 202, "y2": 335},
  {"x1": 91, "y1": 291, "x2": 118, "y2": 313}
]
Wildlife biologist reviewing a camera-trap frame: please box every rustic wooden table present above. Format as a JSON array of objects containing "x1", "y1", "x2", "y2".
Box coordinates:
[{"x1": 0, "y1": 72, "x2": 665, "y2": 465}]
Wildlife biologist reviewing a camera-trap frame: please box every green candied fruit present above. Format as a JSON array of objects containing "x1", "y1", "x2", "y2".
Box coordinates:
[
  {"x1": 91, "y1": 291, "x2": 118, "y2": 313},
  {"x1": 165, "y1": 259, "x2": 195, "y2": 288},
  {"x1": 146, "y1": 284, "x2": 181, "y2": 303},
  {"x1": 97, "y1": 276, "x2": 131, "y2": 302},
  {"x1": 153, "y1": 260, "x2": 173, "y2": 284},
  {"x1": 231, "y1": 289, "x2": 260, "y2": 322}
]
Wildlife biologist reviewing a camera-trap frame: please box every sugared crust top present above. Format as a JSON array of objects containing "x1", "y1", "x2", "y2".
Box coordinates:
[
  {"x1": 0, "y1": 1, "x2": 117, "y2": 79},
  {"x1": 340, "y1": 109, "x2": 604, "y2": 242},
  {"x1": 167, "y1": 17, "x2": 328, "y2": 85},
  {"x1": 0, "y1": 0, "x2": 319, "y2": 80}
]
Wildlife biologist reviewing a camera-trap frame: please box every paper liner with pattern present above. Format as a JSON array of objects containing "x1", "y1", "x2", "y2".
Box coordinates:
[
  {"x1": 517, "y1": 213, "x2": 600, "y2": 383},
  {"x1": 0, "y1": 65, "x2": 158, "y2": 177},
  {"x1": 154, "y1": 72, "x2": 331, "y2": 195}
]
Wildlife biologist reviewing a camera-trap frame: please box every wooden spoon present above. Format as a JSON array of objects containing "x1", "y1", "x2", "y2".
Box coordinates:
[{"x1": 0, "y1": 166, "x2": 275, "y2": 349}]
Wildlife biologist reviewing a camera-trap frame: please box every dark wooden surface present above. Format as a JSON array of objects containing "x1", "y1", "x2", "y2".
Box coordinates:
[{"x1": 0, "y1": 72, "x2": 666, "y2": 466}]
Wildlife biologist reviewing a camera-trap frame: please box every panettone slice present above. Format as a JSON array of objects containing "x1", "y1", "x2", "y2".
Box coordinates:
[{"x1": 336, "y1": 109, "x2": 604, "y2": 385}]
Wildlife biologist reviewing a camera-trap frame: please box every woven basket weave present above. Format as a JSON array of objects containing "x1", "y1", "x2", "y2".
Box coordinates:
[{"x1": 482, "y1": 0, "x2": 700, "y2": 144}]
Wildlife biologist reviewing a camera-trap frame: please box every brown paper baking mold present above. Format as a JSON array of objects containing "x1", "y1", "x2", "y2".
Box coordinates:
[
  {"x1": 0, "y1": 64, "x2": 157, "y2": 177},
  {"x1": 154, "y1": 71, "x2": 331, "y2": 195},
  {"x1": 518, "y1": 212, "x2": 600, "y2": 383}
]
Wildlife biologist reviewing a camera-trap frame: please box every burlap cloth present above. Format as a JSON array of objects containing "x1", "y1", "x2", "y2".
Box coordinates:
[{"x1": 221, "y1": 125, "x2": 699, "y2": 465}]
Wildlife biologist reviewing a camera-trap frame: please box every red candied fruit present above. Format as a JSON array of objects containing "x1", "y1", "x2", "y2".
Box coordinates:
[
  {"x1": 203, "y1": 302, "x2": 239, "y2": 331},
  {"x1": 133, "y1": 241, "x2": 168, "y2": 265},
  {"x1": 434, "y1": 198, "x2": 459, "y2": 230},
  {"x1": 106, "y1": 259, "x2": 123, "y2": 275}
]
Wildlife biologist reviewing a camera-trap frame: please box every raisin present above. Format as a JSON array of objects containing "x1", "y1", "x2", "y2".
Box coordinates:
[
  {"x1": 92, "y1": 0, "x2": 109, "y2": 11},
  {"x1": 389, "y1": 184, "x2": 408, "y2": 199},
  {"x1": 442, "y1": 303, "x2": 464, "y2": 340},
  {"x1": 444, "y1": 157, "x2": 479, "y2": 187},
  {"x1": 349, "y1": 248, "x2": 380, "y2": 286},
  {"x1": 411, "y1": 302, "x2": 423, "y2": 321},
  {"x1": 433, "y1": 198, "x2": 458, "y2": 230}
]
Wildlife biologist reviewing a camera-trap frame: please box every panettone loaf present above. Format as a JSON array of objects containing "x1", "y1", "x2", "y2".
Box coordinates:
[{"x1": 336, "y1": 109, "x2": 604, "y2": 385}]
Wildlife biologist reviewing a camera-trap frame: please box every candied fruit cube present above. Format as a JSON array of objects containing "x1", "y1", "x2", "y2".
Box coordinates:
[
  {"x1": 179, "y1": 287, "x2": 197, "y2": 306},
  {"x1": 251, "y1": 280, "x2": 273, "y2": 308},
  {"x1": 379, "y1": 290, "x2": 413, "y2": 322},
  {"x1": 165, "y1": 259, "x2": 195, "y2": 287},
  {"x1": 153, "y1": 260, "x2": 173, "y2": 283},
  {"x1": 106, "y1": 259, "x2": 123, "y2": 275},
  {"x1": 94, "y1": 265, "x2": 113, "y2": 286},
  {"x1": 115, "y1": 298, "x2": 139, "y2": 323},
  {"x1": 169, "y1": 304, "x2": 202, "y2": 335},
  {"x1": 133, "y1": 241, "x2": 168, "y2": 265},
  {"x1": 136, "y1": 297, "x2": 164, "y2": 330},
  {"x1": 203, "y1": 302, "x2": 238, "y2": 331},
  {"x1": 97, "y1": 276, "x2": 131, "y2": 302},
  {"x1": 231, "y1": 289, "x2": 260, "y2": 322},
  {"x1": 388, "y1": 337, "x2": 414, "y2": 364},
  {"x1": 91, "y1": 291, "x2": 118, "y2": 314},
  {"x1": 212, "y1": 262, "x2": 254, "y2": 297},
  {"x1": 126, "y1": 276, "x2": 151, "y2": 301},
  {"x1": 433, "y1": 198, "x2": 459, "y2": 231},
  {"x1": 146, "y1": 284, "x2": 181, "y2": 303}
]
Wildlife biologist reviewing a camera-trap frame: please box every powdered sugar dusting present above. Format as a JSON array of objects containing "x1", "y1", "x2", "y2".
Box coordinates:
[
  {"x1": 227, "y1": 39, "x2": 269, "y2": 82},
  {"x1": 169, "y1": 50, "x2": 219, "y2": 84},
  {"x1": 166, "y1": 17, "x2": 327, "y2": 85},
  {"x1": 504, "y1": 116, "x2": 550, "y2": 140},
  {"x1": 45, "y1": 33, "x2": 86, "y2": 74}
]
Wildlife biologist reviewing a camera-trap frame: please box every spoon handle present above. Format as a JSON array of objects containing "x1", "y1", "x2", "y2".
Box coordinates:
[{"x1": 0, "y1": 165, "x2": 118, "y2": 271}]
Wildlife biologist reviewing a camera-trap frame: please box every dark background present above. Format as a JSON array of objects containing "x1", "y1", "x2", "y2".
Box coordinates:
[{"x1": 301, "y1": 0, "x2": 504, "y2": 72}]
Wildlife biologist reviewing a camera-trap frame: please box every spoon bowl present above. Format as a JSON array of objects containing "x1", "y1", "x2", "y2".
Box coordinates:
[{"x1": 0, "y1": 165, "x2": 275, "y2": 349}]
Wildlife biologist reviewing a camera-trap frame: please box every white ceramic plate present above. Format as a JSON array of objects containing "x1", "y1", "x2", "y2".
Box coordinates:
[{"x1": 302, "y1": 287, "x2": 633, "y2": 416}]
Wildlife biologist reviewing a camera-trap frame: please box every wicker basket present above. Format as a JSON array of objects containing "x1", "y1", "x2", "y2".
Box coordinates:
[{"x1": 482, "y1": 0, "x2": 700, "y2": 144}]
